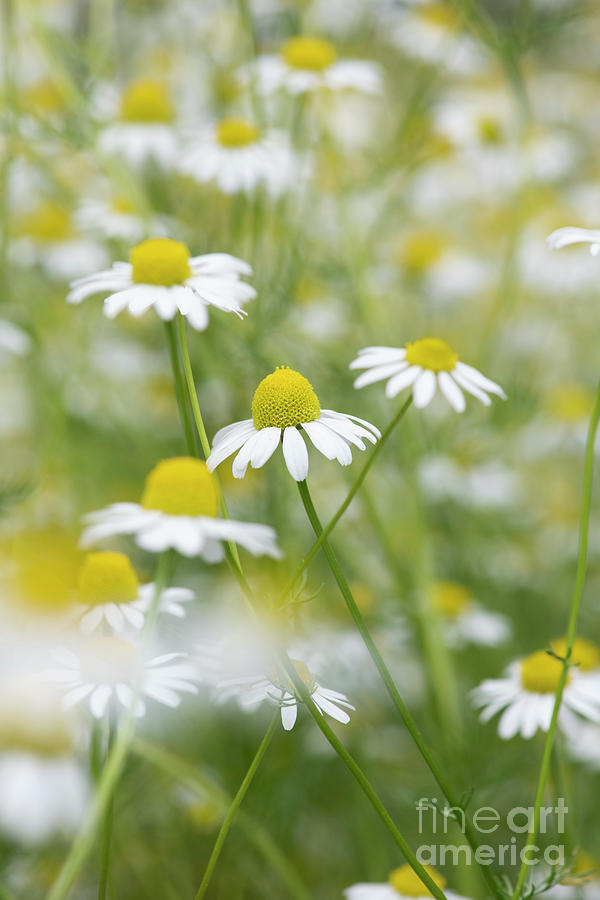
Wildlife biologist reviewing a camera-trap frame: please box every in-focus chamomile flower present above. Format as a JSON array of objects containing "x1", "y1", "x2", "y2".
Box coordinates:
[
  {"x1": 75, "y1": 551, "x2": 193, "y2": 634},
  {"x1": 471, "y1": 644, "x2": 600, "y2": 740},
  {"x1": 47, "y1": 636, "x2": 199, "y2": 719},
  {"x1": 207, "y1": 366, "x2": 380, "y2": 482},
  {"x1": 350, "y1": 339, "x2": 506, "y2": 412},
  {"x1": 67, "y1": 238, "x2": 256, "y2": 331},
  {"x1": 80, "y1": 457, "x2": 281, "y2": 560},
  {"x1": 246, "y1": 35, "x2": 382, "y2": 96},
  {"x1": 547, "y1": 225, "x2": 600, "y2": 256},
  {"x1": 430, "y1": 580, "x2": 511, "y2": 648},
  {"x1": 98, "y1": 79, "x2": 178, "y2": 168},
  {"x1": 344, "y1": 862, "x2": 470, "y2": 900},
  {"x1": 179, "y1": 118, "x2": 300, "y2": 196},
  {"x1": 217, "y1": 657, "x2": 354, "y2": 731}
]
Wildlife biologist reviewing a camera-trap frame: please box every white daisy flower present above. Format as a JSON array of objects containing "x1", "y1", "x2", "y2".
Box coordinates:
[
  {"x1": 430, "y1": 580, "x2": 511, "y2": 648},
  {"x1": 566, "y1": 721, "x2": 600, "y2": 771},
  {"x1": 75, "y1": 551, "x2": 193, "y2": 634},
  {"x1": 471, "y1": 644, "x2": 600, "y2": 740},
  {"x1": 547, "y1": 226, "x2": 600, "y2": 256},
  {"x1": 179, "y1": 118, "x2": 300, "y2": 196},
  {"x1": 80, "y1": 457, "x2": 281, "y2": 561},
  {"x1": 217, "y1": 657, "x2": 354, "y2": 732},
  {"x1": 344, "y1": 862, "x2": 470, "y2": 900},
  {"x1": 207, "y1": 366, "x2": 380, "y2": 482},
  {"x1": 47, "y1": 635, "x2": 199, "y2": 719},
  {"x1": 0, "y1": 320, "x2": 30, "y2": 357},
  {"x1": 350, "y1": 339, "x2": 506, "y2": 412},
  {"x1": 66, "y1": 237, "x2": 256, "y2": 331},
  {"x1": 245, "y1": 35, "x2": 382, "y2": 96},
  {"x1": 97, "y1": 79, "x2": 178, "y2": 168},
  {"x1": 75, "y1": 192, "x2": 165, "y2": 243}
]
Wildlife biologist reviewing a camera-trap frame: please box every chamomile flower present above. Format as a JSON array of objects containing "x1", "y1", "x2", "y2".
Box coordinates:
[
  {"x1": 350, "y1": 339, "x2": 506, "y2": 412},
  {"x1": 217, "y1": 657, "x2": 354, "y2": 731},
  {"x1": 344, "y1": 863, "x2": 470, "y2": 900},
  {"x1": 75, "y1": 192, "x2": 165, "y2": 242},
  {"x1": 246, "y1": 35, "x2": 382, "y2": 96},
  {"x1": 47, "y1": 636, "x2": 199, "y2": 719},
  {"x1": 471, "y1": 643, "x2": 600, "y2": 740},
  {"x1": 547, "y1": 226, "x2": 600, "y2": 256},
  {"x1": 80, "y1": 457, "x2": 281, "y2": 560},
  {"x1": 430, "y1": 580, "x2": 511, "y2": 648},
  {"x1": 207, "y1": 366, "x2": 380, "y2": 482},
  {"x1": 75, "y1": 551, "x2": 193, "y2": 634},
  {"x1": 98, "y1": 79, "x2": 178, "y2": 168},
  {"x1": 179, "y1": 118, "x2": 299, "y2": 196},
  {"x1": 66, "y1": 238, "x2": 256, "y2": 331}
]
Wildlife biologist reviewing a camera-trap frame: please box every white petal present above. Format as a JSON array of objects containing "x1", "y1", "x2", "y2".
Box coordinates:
[
  {"x1": 250, "y1": 427, "x2": 281, "y2": 468},
  {"x1": 232, "y1": 432, "x2": 263, "y2": 479},
  {"x1": 412, "y1": 370, "x2": 437, "y2": 408},
  {"x1": 385, "y1": 365, "x2": 421, "y2": 398},
  {"x1": 438, "y1": 371, "x2": 466, "y2": 413},
  {"x1": 547, "y1": 226, "x2": 600, "y2": 250},
  {"x1": 454, "y1": 362, "x2": 506, "y2": 398},
  {"x1": 282, "y1": 427, "x2": 309, "y2": 481},
  {"x1": 281, "y1": 703, "x2": 298, "y2": 731}
]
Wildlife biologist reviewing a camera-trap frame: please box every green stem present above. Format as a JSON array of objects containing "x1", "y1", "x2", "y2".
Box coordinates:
[
  {"x1": 194, "y1": 712, "x2": 278, "y2": 900},
  {"x1": 279, "y1": 652, "x2": 448, "y2": 900},
  {"x1": 511, "y1": 379, "x2": 600, "y2": 900},
  {"x1": 165, "y1": 320, "x2": 197, "y2": 455},
  {"x1": 276, "y1": 398, "x2": 412, "y2": 608},
  {"x1": 296, "y1": 478, "x2": 503, "y2": 900},
  {"x1": 47, "y1": 554, "x2": 171, "y2": 900},
  {"x1": 98, "y1": 720, "x2": 115, "y2": 900},
  {"x1": 132, "y1": 739, "x2": 311, "y2": 900}
]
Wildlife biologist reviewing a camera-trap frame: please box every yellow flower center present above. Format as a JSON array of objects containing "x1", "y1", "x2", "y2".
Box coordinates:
[
  {"x1": 130, "y1": 238, "x2": 191, "y2": 286},
  {"x1": 216, "y1": 117, "x2": 260, "y2": 147},
  {"x1": 78, "y1": 552, "x2": 139, "y2": 607},
  {"x1": 477, "y1": 116, "x2": 503, "y2": 145},
  {"x1": 17, "y1": 202, "x2": 72, "y2": 242},
  {"x1": 562, "y1": 851, "x2": 599, "y2": 885},
  {"x1": 388, "y1": 864, "x2": 447, "y2": 897},
  {"x1": 22, "y1": 79, "x2": 65, "y2": 115},
  {"x1": 520, "y1": 651, "x2": 569, "y2": 694},
  {"x1": 111, "y1": 195, "x2": 136, "y2": 215},
  {"x1": 281, "y1": 36, "x2": 337, "y2": 71},
  {"x1": 270, "y1": 659, "x2": 317, "y2": 693},
  {"x1": 550, "y1": 637, "x2": 600, "y2": 672},
  {"x1": 430, "y1": 580, "x2": 471, "y2": 619},
  {"x1": 405, "y1": 338, "x2": 458, "y2": 373},
  {"x1": 119, "y1": 79, "x2": 175, "y2": 123},
  {"x1": 545, "y1": 384, "x2": 593, "y2": 423},
  {"x1": 401, "y1": 231, "x2": 446, "y2": 272},
  {"x1": 141, "y1": 457, "x2": 219, "y2": 517},
  {"x1": 9, "y1": 529, "x2": 79, "y2": 614},
  {"x1": 418, "y1": 2, "x2": 461, "y2": 30},
  {"x1": 252, "y1": 366, "x2": 321, "y2": 430}
]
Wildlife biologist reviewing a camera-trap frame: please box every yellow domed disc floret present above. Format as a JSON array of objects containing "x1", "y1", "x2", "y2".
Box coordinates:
[
  {"x1": 141, "y1": 457, "x2": 219, "y2": 517},
  {"x1": 405, "y1": 338, "x2": 458, "y2": 373},
  {"x1": 216, "y1": 117, "x2": 260, "y2": 148},
  {"x1": 281, "y1": 36, "x2": 337, "y2": 71},
  {"x1": 119, "y1": 79, "x2": 174, "y2": 123},
  {"x1": 252, "y1": 366, "x2": 321, "y2": 430},
  {"x1": 130, "y1": 238, "x2": 191, "y2": 286},
  {"x1": 520, "y1": 650, "x2": 569, "y2": 694},
  {"x1": 388, "y1": 863, "x2": 447, "y2": 897},
  {"x1": 430, "y1": 580, "x2": 471, "y2": 619},
  {"x1": 545, "y1": 385, "x2": 593, "y2": 423},
  {"x1": 78, "y1": 552, "x2": 139, "y2": 607},
  {"x1": 550, "y1": 636, "x2": 600, "y2": 672}
]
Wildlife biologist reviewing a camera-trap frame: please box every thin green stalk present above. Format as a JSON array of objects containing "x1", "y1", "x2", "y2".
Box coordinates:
[
  {"x1": 98, "y1": 720, "x2": 115, "y2": 900},
  {"x1": 296, "y1": 478, "x2": 503, "y2": 900},
  {"x1": 47, "y1": 554, "x2": 171, "y2": 900},
  {"x1": 165, "y1": 320, "x2": 197, "y2": 455},
  {"x1": 132, "y1": 739, "x2": 311, "y2": 900},
  {"x1": 236, "y1": 0, "x2": 263, "y2": 123},
  {"x1": 512, "y1": 380, "x2": 600, "y2": 900},
  {"x1": 276, "y1": 397, "x2": 412, "y2": 608},
  {"x1": 279, "y1": 652, "x2": 448, "y2": 900},
  {"x1": 194, "y1": 712, "x2": 278, "y2": 900}
]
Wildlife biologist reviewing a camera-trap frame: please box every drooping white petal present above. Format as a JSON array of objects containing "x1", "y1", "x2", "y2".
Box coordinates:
[
  {"x1": 547, "y1": 226, "x2": 600, "y2": 251},
  {"x1": 282, "y1": 427, "x2": 309, "y2": 481},
  {"x1": 438, "y1": 371, "x2": 466, "y2": 413},
  {"x1": 250, "y1": 427, "x2": 281, "y2": 468},
  {"x1": 412, "y1": 370, "x2": 437, "y2": 408},
  {"x1": 454, "y1": 362, "x2": 506, "y2": 398},
  {"x1": 385, "y1": 365, "x2": 421, "y2": 398}
]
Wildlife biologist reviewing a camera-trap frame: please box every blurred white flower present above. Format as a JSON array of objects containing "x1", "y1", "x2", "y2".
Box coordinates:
[
  {"x1": 0, "y1": 320, "x2": 30, "y2": 358},
  {"x1": 97, "y1": 79, "x2": 178, "y2": 168},
  {"x1": 351, "y1": 340, "x2": 506, "y2": 412},
  {"x1": 430, "y1": 580, "x2": 511, "y2": 648},
  {"x1": 75, "y1": 551, "x2": 193, "y2": 634},
  {"x1": 67, "y1": 238, "x2": 256, "y2": 331},
  {"x1": 81, "y1": 457, "x2": 281, "y2": 560},
  {"x1": 207, "y1": 366, "x2": 380, "y2": 482},
  {"x1": 47, "y1": 636, "x2": 199, "y2": 719},
  {"x1": 345, "y1": 862, "x2": 469, "y2": 900},
  {"x1": 179, "y1": 118, "x2": 301, "y2": 195},
  {"x1": 245, "y1": 36, "x2": 382, "y2": 95}
]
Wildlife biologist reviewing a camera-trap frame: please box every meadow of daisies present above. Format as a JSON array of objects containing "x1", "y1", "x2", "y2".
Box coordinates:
[{"x1": 2, "y1": 0, "x2": 600, "y2": 898}]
